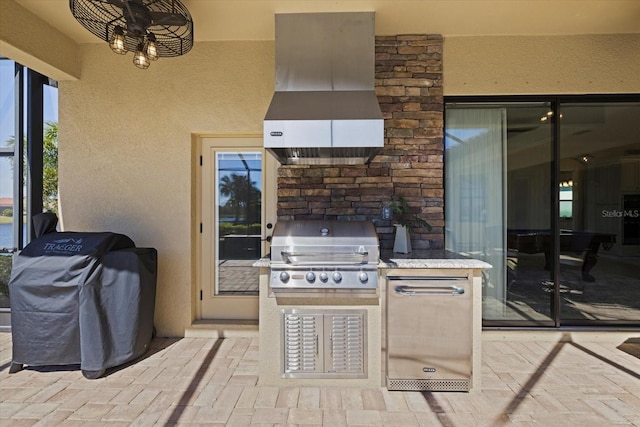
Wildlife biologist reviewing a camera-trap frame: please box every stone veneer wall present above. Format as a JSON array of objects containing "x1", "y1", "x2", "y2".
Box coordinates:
[{"x1": 276, "y1": 35, "x2": 444, "y2": 251}]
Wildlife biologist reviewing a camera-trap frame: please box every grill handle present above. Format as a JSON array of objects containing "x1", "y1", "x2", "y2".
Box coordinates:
[{"x1": 280, "y1": 251, "x2": 369, "y2": 265}]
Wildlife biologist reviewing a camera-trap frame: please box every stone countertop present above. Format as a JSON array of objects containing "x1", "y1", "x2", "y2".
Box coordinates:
[
  {"x1": 379, "y1": 249, "x2": 492, "y2": 269},
  {"x1": 253, "y1": 250, "x2": 491, "y2": 269},
  {"x1": 253, "y1": 258, "x2": 271, "y2": 268}
]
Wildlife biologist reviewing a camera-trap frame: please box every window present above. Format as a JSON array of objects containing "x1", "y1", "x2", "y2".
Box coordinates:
[{"x1": 0, "y1": 57, "x2": 58, "y2": 324}]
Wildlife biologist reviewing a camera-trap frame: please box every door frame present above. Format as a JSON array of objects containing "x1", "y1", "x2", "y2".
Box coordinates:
[{"x1": 194, "y1": 133, "x2": 276, "y2": 320}]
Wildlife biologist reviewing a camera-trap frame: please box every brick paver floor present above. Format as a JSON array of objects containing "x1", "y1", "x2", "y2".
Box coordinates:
[{"x1": 1, "y1": 332, "x2": 639, "y2": 425}]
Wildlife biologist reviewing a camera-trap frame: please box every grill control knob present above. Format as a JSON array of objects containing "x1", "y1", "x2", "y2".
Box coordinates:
[
  {"x1": 279, "y1": 272, "x2": 290, "y2": 283},
  {"x1": 332, "y1": 272, "x2": 342, "y2": 283},
  {"x1": 305, "y1": 272, "x2": 316, "y2": 283},
  {"x1": 359, "y1": 272, "x2": 369, "y2": 283},
  {"x1": 319, "y1": 272, "x2": 329, "y2": 283}
]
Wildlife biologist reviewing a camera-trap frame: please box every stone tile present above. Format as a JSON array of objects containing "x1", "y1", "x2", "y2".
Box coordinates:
[
  {"x1": 322, "y1": 408, "x2": 347, "y2": 426},
  {"x1": 403, "y1": 392, "x2": 433, "y2": 413},
  {"x1": 156, "y1": 404, "x2": 200, "y2": 424},
  {"x1": 129, "y1": 406, "x2": 165, "y2": 426},
  {"x1": 67, "y1": 402, "x2": 115, "y2": 421},
  {"x1": 235, "y1": 386, "x2": 260, "y2": 409},
  {"x1": 251, "y1": 407, "x2": 289, "y2": 424},
  {"x1": 0, "y1": 402, "x2": 28, "y2": 418},
  {"x1": 254, "y1": 386, "x2": 279, "y2": 408},
  {"x1": 362, "y1": 389, "x2": 386, "y2": 410},
  {"x1": 11, "y1": 402, "x2": 58, "y2": 419},
  {"x1": 345, "y1": 409, "x2": 382, "y2": 426},
  {"x1": 192, "y1": 383, "x2": 224, "y2": 407},
  {"x1": 583, "y1": 398, "x2": 631, "y2": 424},
  {"x1": 1, "y1": 387, "x2": 41, "y2": 403},
  {"x1": 298, "y1": 387, "x2": 321, "y2": 409},
  {"x1": 32, "y1": 409, "x2": 75, "y2": 426},
  {"x1": 108, "y1": 384, "x2": 146, "y2": 405},
  {"x1": 380, "y1": 410, "x2": 419, "y2": 426},
  {"x1": 128, "y1": 389, "x2": 161, "y2": 406},
  {"x1": 25, "y1": 381, "x2": 71, "y2": 403},
  {"x1": 102, "y1": 403, "x2": 147, "y2": 422},
  {"x1": 320, "y1": 387, "x2": 343, "y2": 409},
  {"x1": 414, "y1": 410, "x2": 445, "y2": 426},
  {"x1": 225, "y1": 411, "x2": 253, "y2": 427},
  {"x1": 56, "y1": 388, "x2": 102, "y2": 411},
  {"x1": 276, "y1": 386, "x2": 300, "y2": 408},
  {"x1": 341, "y1": 387, "x2": 364, "y2": 410},
  {"x1": 0, "y1": 419, "x2": 39, "y2": 427},
  {"x1": 228, "y1": 374, "x2": 258, "y2": 385},
  {"x1": 288, "y1": 407, "x2": 323, "y2": 424},
  {"x1": 193, "y1": 404, "x2": 229, "y2": 424},
  {"x1": 380, "y1": 389, "x2": 409, "y2": 411}
]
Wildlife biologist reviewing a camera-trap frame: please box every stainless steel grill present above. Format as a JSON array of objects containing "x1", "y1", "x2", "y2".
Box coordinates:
[{"x1": 269, "y1": 220, "x2": 380, "y2": 293}]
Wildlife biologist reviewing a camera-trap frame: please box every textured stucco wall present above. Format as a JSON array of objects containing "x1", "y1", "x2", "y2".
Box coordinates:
[
  {"x1": 444, "y1": 34, "x2": 640, "y2": 95},
  {"x1": 0, "y1": 0, "x2": 79, "y2": 80},
  {"x1": 58, "y1": 41, "x2": 274, "y2": 336}
]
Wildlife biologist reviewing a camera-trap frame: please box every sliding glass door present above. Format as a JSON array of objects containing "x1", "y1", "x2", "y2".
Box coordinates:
[
  {"x1": 445, "y1": 97, "x2": 640, "y2": 327},
  {"x1": 558, "y1": 102, "x2": 640, "y2": 323}
]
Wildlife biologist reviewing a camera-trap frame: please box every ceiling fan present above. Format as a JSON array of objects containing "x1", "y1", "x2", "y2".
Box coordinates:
[{"x1": 70, "y1": 0, "x2": 194, "y2": 69}]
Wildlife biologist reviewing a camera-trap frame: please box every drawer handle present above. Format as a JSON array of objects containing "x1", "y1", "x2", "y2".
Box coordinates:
[{"x1": 394, "y1": 285, "x2": 465, "y2": 296}]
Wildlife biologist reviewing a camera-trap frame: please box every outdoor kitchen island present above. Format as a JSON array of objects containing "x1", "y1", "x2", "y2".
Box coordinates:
[{"x1": 255, "y1": 248, "x2": 490, "y2": 391}]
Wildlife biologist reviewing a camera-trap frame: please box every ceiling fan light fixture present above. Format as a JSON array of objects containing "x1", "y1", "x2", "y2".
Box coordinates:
[
  {"x1": 69, "y1": 0, "x2": 194, "y2": 69},
  {"x1": 133, "y1": 42, "x2": 150, "y2": 69},
  {"x1": 109, "y1": 26, "x2": 127, "y2": 55},
  {"x1": 145, "y1": 32, "x2": 158, "y2": 61}
]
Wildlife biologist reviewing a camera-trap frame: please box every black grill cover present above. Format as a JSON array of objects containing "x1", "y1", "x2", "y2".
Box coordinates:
[{"x1": 9, "y1": 227, "x2": 157, "y2": 377}]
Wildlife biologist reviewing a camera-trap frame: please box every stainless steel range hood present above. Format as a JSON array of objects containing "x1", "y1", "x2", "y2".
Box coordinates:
[{"x1": 264, "y1": 12, "x2": 384, "y2": 165}]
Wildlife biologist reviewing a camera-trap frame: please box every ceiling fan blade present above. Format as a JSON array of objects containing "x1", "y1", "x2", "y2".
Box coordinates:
[
  {"x1": 149, "y1": 11, "x2": 187, "y2": 27},
  {"x1": 101, "y1": 0, "x2": 128, "y2": 9}
]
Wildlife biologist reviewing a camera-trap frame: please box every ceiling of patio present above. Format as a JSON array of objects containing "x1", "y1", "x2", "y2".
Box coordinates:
[{"x1": 13, "y1": 0, "x2": 640, "y2": 44}]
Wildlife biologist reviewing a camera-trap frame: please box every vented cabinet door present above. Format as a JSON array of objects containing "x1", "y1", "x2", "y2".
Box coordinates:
[
  {"x1": 325, "y1": 313, "x2": 365, "y2": 374},
  {"x1": 283, "y1": 312, "x2": 323, "y2": 374}
]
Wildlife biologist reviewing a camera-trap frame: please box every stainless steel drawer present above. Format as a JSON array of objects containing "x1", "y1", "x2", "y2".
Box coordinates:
[{"x1": 386, "y1": 276, "x2": 472, "y2": 391}]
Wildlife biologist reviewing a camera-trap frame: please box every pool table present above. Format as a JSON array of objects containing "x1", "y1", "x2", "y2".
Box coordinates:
[{"x1": 507, "y1": 229, "x2": 616, "y2": 282}]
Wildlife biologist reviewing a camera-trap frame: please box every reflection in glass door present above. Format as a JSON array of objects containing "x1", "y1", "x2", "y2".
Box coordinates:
[
  {"x1": 558, "y1": 102, "x2": 640, "y2": 324},
  {"x1": 216, "y1": 152, "x2": 262, "y2": 295},
  {"x1": 503, "y1": 103, "x2": 554, "y2": 324}
]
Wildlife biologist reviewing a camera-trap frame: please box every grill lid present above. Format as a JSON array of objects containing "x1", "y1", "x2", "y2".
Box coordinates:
[{"x1": 270, "y1": 220, "x2": 379, "y2": 265}]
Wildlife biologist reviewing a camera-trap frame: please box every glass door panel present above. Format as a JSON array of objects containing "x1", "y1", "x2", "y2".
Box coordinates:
[
  {"x1": 1, "y1": 60, "x2": 17, "y2": 312},
  {"x1": 503, "y1": 103, "x2": 555, "y2": 323},
  {"x1": 558, "y1": 102, "x2": 640, "y2": 323},
  {"x1": 0, "y1": 157, "x2": 15, "y2": 310},
  {"x1": 445, "y1": 107, "x2": 507, "y2": 320},
  {"x1": 446, "y1": 102, "x2": 555, "y2": 324},
  {"x1": 216, "y1": 152, "x2": 262, "y2": 295}
]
